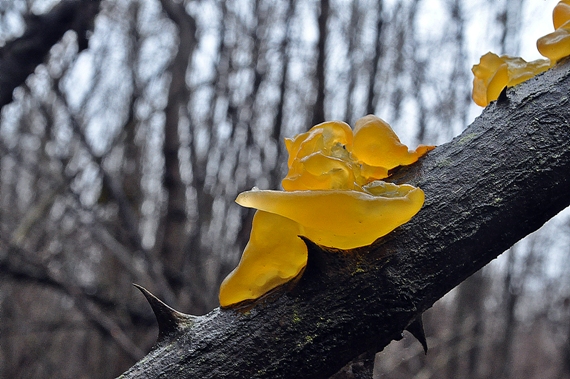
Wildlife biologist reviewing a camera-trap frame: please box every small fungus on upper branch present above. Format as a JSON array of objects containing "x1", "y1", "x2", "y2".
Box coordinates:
[{"x1": 472, "y1": 0, "x2": 570, "y2": 106}]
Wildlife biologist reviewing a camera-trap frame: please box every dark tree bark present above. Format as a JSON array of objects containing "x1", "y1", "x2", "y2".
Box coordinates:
[
  {"x1": 119, "y1": 60, "x2": 570, "y2": 379},
  {"x1": 0, "y1": 0, "x2": 101, "y2": 109}
]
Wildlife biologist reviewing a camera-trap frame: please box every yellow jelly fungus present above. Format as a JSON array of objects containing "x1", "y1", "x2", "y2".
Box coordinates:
[
  {"x1": 472, "y1": 52, "x2": 508, "y2": 107},
  {"x1": 219, "y1": 115, "x2": 433, "y2": 308},
  {"x1": 282, "y1": 121, "x2": 357, "y2": 191},
  {"x1": 282, "y1": 116, "x2": 434, "y2": 191},
  {"x1": 284, "y1": 121, "x2": 353, "y2": 168},
  {"x1": 284, "y1": 152, "x2": 358, "y2": 191},
  {"x1": 537, "y1": 1, "x2": 570, "y2": 62},
  {"x1": 472, "y1": 52, "x2": 551, "y2": 107},
  {"x1": 234, "y1": 184, "x2": 425, "y2": 249},
  {"x1": 352, "y1": 115, "x2": 434, "y2": 170},
  {"x1": 219, "y1": 210, "x2": 306, "y2": 308},
  {"x1": 473, "y1": 1, "x2": 570, "y2": 107},
  {"x1": 537, "y1": 22, "x2": 570, "y2": 62},
  {"x1": 553, "y1": 1, "x2": 570, "y2": 29},
  {"x1": 504, "y1": 57, "x2": 552, "y2": 86}
]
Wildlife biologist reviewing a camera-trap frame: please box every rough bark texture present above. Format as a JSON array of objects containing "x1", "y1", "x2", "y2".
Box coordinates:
[
  {"x1": 0, "y1": 0, "x2": 101, "y2": 108},
  {"x1": 119, "y1": 59, "x2": 570, "y2": 379}
]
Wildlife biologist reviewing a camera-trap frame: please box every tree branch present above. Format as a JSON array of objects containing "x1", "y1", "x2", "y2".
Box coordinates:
[
  {"x1": 0, "y1": 242, "x2": 144, "y2": 361},
  {"x1": 119, "y1": 59, "x2": 570, "y2": 378},
  {"x1": 0, "y1": 0, "x2": 101, "y2": 109}
]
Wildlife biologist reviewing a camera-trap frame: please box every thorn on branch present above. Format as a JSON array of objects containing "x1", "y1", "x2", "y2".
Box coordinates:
[
  {"x1": 497, "y1": 86, "x2": 509, "y2": 104},
  {"x1": 133, "y1": 284, "x2": 196, "y2": 344},
  {"x1": 405, "y1": 314, "x2": 428, "y2": 354},
  {"x1": 299, "y1": 235, "x2": 392, "y2": 284},
  {"x1": 299, "y1": 236, "x2": 360, "y2": 281}
]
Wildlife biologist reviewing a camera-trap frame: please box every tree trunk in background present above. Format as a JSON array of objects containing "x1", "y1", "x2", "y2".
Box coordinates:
[
  {"x1": 158, "y1": 0, "x2": 197, "y2": 305},
  {"x1": 447, "y1": 270, "x2": 486, "y2": 379},
  {"x1": 562, "y1": 304, "x2": 570, "y2": 378},
  {"x1": 344, "y1": 0, "x2": 360, "y2": 124},
  {"x1": 495, "y1": 250, "x2": 519, "y2": 379},
  {"x1": 270, "y1": 0, "x2": 294, "y2": 189},
  {"x1": 366, "y1": 1, "x2": 384, "y2": 116},
  {"x1": 311, "y1": 0, "x2": 329, "y2": 126}
]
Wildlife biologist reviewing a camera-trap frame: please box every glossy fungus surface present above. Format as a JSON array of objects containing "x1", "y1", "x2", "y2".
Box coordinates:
[
  {"x1": 219, "y1": 115, "x2": 434, "y2": 308},
  {"x1": 472, "y1": 53, "x2": 551, "y2": 107}
]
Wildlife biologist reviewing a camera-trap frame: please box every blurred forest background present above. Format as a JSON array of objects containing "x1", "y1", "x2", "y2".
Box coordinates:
[{"x1": 0, "y1": 0, "x2": 569, "y2": 378}]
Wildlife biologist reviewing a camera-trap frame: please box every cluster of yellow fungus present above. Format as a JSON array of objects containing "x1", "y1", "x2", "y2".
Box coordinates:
[
  {"x1": 471, "y1": 53, "x2": 551, "y2": 107},
  {"x1": 219, "y1": 115, "x2": 434, "y2": 308},
  {"x1": 538, "y1": 0, "x2": 570, "y2": 61},
  {"x1": 472, "y1": 1, "x2": 570, "y2": 107}
]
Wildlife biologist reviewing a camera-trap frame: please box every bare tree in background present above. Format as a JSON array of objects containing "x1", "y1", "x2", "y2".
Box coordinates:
[{"x1": 0, "y1": 0, "x2": 569, "y2": 378}]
